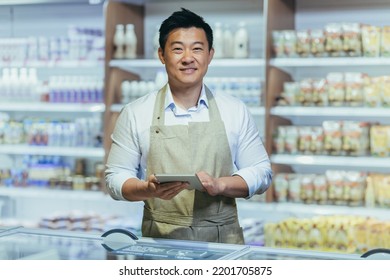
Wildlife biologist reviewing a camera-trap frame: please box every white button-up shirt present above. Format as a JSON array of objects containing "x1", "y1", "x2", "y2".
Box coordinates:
[{"x1": 105, "y1": 84, "x2": 272, "y2": 200}]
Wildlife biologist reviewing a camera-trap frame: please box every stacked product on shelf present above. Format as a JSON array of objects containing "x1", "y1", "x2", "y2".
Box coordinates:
[
  {"x1": 264, "y1": 215, "x2": 390, "y2": 254},
  {"x1": 272, "y1": 22, "x2": 389, "y2": 58},
  {"x1": 0, "y1": 25, "x2": 104, "y2": 64},
  {"x1": 272, "y1": 171, "x2": 390, "y2": 208}
]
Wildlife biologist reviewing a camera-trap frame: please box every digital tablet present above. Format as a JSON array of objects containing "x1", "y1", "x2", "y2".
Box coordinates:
[{"x1": 155, "y1": 174, "x2": 204, "y2": 191}]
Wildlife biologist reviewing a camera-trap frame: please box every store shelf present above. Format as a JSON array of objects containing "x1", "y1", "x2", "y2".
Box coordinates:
[
  {"x1": 271, "y1": 106, "x2": 390, "y2": 118},
  {"x1": 0, "y1": 60, "x2": 104, "y2": 69},
  {"x1": 271, "y1": 154, "x2": 390, "y2": 169},
  {"x1": 270, "y1": 57, "x2": 390, "y2": 68},
  {"x1": 238, "y1": 200, "x2": 390, "y2": 221},
  {"x1": 0, "y1": 187, "x2": 108, "y2": 201},
  {"x1": 0, "y1": 102, "x2": 105, "y2": 113},
  {"x1": 109, "y1": 58, "x2": 265, "y2": 73},
  {"x1": 0, "y1": 145, "x2": 104, "y2": 158}
]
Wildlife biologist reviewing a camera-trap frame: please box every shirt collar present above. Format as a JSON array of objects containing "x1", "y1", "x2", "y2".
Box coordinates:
[{"x1": 164, "y1": 83, "x2": 209, "y2": 115}]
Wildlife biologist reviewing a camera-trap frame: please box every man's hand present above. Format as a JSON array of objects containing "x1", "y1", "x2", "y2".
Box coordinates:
[
  {"x1": 146, "y1": 174, "x2": 188, "y2": 200},
  {"x1": 196, "y1": 171, "x2": 249, "y2": 198},
  {"x1": 196, "y1": 171, "x2": 224, "y2": 196}
]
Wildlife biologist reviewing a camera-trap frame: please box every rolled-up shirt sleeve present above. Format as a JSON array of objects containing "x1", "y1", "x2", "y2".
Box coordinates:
[
  {"x1": 231, "y1": 104, "x2": 273, "y2": 199},
  {"x1": 105, "y1": 105, "x2": 142, "y2": 201}
]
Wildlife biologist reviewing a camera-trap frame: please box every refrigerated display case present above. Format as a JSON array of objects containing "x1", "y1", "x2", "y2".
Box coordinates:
[{"x1": 0, "y1": 226, "x2": 363, "y2": 260}]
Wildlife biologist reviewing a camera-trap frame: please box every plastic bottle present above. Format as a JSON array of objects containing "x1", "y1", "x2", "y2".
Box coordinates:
[
  {"x1": 124, "y1": 23, "x2": 137, "y2": 59},
  {"x1": 234, "y1": 21, "x2": 249, "y2": 58},
  {"x1": 223, "y1": 24, "x2": 234, "y2": 58},
  {"x1": 19, "y1": 68, "x2": 29, "y2": 101},
  {"x1": 2, "y1": 68, "x2": 11, "y2": 101},
  {"x1": 113, "y1": 24, "x2": 125, "y2": 59},
  {"x1": 213, "y1": 22, "x2": 224, "y2": 58},
  {"x1": 121, "y1": 80, "x2": 131, "y2": 104},
  {"x1": 153, "y1": 25, "x2": 160, "y2": 59},
  {"x1": 9, "y1": 68, "x2": 19, "y2": 100}
]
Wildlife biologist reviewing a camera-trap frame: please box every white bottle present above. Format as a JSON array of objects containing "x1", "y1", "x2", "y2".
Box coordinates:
[
  {"x1": 113, "y1": 24, "x2": 125, "y2": 59},
  {"x1": 19, "y1": 68, "x2": 29, "y2": 101},
  {"x1": 223, "y1": 24, "x2": 234, "y2": 58},
  {"x1": 9, "y1": 68, "x2": 19, "y2": 100},
  {"x1": 124, "y1": 23, "x2": 137, "y2": 59},
  {"x1": 153, "y1": 25, "x2": 160, "y2": 59},
  {"x1": 234, "y1": 22, "x2": 249, "y2": 58},
  {"x1": 121, "y1": 80, "x2": 131, "y2": 104},
  {"x1": 213, "y1": 22, "x2": 224, "y2": 58}
]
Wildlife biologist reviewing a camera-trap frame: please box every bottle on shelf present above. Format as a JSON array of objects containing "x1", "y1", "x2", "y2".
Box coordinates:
[
  {"x1": 113, "y1": 24, "x2": 125, "y2": 59},
  {"x1": 234, "y1": 21, "x2": 249, "y2": 58},
  {"x1": 223, "y1": 24, "x2": 234, "y2": 58},
  {"x1": 124, "y1": 23, "x2": 137, "y2": 59},
  {"x1": 213, "y1": 22, "x2": 224, "y2": 58},
  {"x1": 153, "y1": 25, "x2": 160, "y2": 59}
]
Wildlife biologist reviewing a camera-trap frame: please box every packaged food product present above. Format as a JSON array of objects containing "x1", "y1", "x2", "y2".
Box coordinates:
[
  {"x1": 312, "y1": 78, "x2": 328, "y2": 106},
  {"x1": 344, "y1": 72, "x2": 366, "y2": 107},
  {"x1": 272, "y1": 30, "x2": 285, "y2": 57},
  {"x1": 325, "y1": 23, "x2": 344, "y2": 56},
  {"x1": 326, "y1": 170, "x2": 346, "y2": 205},
  {"x1": 342, "y1": 121, "x2": 370, "y2": 156},
  {"x1": 284, "y1": 126, "x2": 299, "y2": 154},
  {"x1": 300, "y1": 174, "x2": 315, "y2": 204},
  {"x1": 273, "y1": 126, "x2": 286, "y2": 154},
  {"x1": 310, "y1": 29, "x2": 326, "y2": 57},
  {"x1": 365, "y1": 176, "x2": 376, "y2": 208},
  {"x1": 280, "y1": 81, "x2": 299, "y2": 106},
  {"x1": 363, "y1": 76, "x2": 382, "y2": 107},
  {"x1": 382, "y1": 75, "x2": 390, "y2": 107},
  {"x1": 310, "y1": 126, "x2": 324, "y2": 154},
  {"x1": 296, "y1": 29, "x2": 311, "y2": 57},
  {"x1": 370, "y1": 125, "x2": 389, "y2": 157},
  {"x1": 326, "y1": 72, "x2": 345, "y2": 106},
  {"x1": 287, "y1": 173, "x2": 302, "y2": 203},
  {"x1": 361, "y1": 24, "x2": 381, "y2": 57},
  {"x1": 308, "y1": 223, "x2": 323, "y2": 249},
  {"x1": 273, "y1": 173, "x2": 289, "y2": 202},
  {"x1": 283, "y1": 30, "x2": 298, "y2": 57},
  {"x1": 323, "y1": 121, "x2": 343, "y2": 155},
  {"x1": 341, "y1": 22, "x2": 362, "y2": 57},
  {"x1": 380, "y1": 26, "x2": 390, "y2": 57},
  {"x1": 344, "y1": 171, "x2": 366, "y2": 206},
  {"x1": 313, "y1": 175, "x2": 328, "y2": 204},
  {"x1": 298, "y1": 126, "x2": 313, "y2": 154},
  {"x1": 298, "y1": 78, "x2": 314, "y2": 106}
]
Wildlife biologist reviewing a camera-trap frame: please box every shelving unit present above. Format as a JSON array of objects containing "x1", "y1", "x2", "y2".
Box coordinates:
[
  {"x1": 2, "y1": 0, "x2": 390, "y2": 238},
  {"x1": 0, "y1": 2, "x2": 112, "y2": 227},
  {"x1": 263, "y1": 0, "x2": 390, "y2": 220}
]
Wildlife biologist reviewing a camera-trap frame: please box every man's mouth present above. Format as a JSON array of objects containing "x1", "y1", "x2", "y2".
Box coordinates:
[{"x1": 180, "y1": 68, "x2": 197, "y2": 73}]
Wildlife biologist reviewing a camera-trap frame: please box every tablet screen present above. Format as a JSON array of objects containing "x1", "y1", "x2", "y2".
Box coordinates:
[{"x1": 155, "y1": 174, "x2": 204, "y2": 191}]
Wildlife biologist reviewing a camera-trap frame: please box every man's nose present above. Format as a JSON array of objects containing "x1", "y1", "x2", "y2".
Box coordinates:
[{"x1": 181, "y1": 49, "x2": 194, "y2": 63}]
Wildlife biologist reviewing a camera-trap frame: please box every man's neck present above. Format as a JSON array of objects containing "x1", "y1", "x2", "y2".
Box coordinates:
[{"x1": 170, "y1": 83, "x2": 202, "y2": 110}]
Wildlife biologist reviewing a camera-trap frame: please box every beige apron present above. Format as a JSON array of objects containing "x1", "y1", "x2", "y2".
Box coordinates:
[{"x1": 142, "y1": 85, "x2": 244, "y2": 244}]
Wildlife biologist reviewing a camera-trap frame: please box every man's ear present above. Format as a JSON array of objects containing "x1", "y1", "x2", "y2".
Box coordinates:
[
  {"x1": 208, "y1": 48, "x2": 215, "y2": 64},
  {"x1": 158, "y1": 47, "x2": 165, "y2": 64}
]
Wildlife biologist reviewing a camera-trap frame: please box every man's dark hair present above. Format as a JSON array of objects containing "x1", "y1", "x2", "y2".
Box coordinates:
[{"x1": 159, "y1": 8, "x2": 213, "y2": 52}]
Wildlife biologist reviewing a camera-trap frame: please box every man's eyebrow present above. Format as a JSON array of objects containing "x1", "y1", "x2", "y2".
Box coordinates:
[{"x1": 170, "y1": 41, "x2": 205, "y2": 46}]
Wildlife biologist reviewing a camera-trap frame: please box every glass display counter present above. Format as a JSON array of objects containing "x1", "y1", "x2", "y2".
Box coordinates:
[{"x1": 0, "y1": 227, "x2": 363, "y2": 260}]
